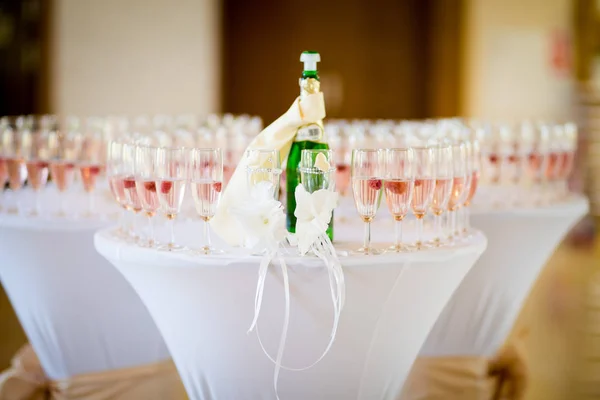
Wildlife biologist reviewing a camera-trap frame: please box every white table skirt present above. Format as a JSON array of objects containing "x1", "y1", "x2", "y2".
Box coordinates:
[
  {"x1": 95, "y1": 223, "x2": 487, "y2": 400},
  {"x1": 420, "y1": 195, "x2": 589, "y2": 357},
  {"x1": 0, "y1": 187, "x2": 172, "y2": 380}
]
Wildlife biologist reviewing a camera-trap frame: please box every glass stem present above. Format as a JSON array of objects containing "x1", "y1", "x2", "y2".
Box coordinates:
[
  {"x1": 118, "y1": 208, "x2": 126, "y2": 235},
  {"x1": 34, "y1": 190, "x2": 41, "y2": 215},
  {"x1": 394, "y1": 219, "x2": 402, "y2": 249},
  {"x1": 465, "y1": 206, "x2": 471, "y2": 232},
  {"x1": 363, "y1": 220, "x2": 371, "y2": 252},
  {"x1": 147, "y1": 216, "x2": 154, "y2": 246},
  {"x1": 59, "y1": 192, "x2": 66, "y2": 216},
  {"x1": 451, "y1": 209, "x2": 457, "y2": 236},
  {"x1": 416, "y1": 217, "x2": 423, "y2": 247},
  {"x1": 204, "y1": 219, "x2": 211, "y2": 251},
  {"x1": 169, "y1": 218, "x2": 176, "y2": 248},
  {"x1": 131, "y1": 212, "x2": 138, "y2": 239},
  {"x1": 88, "y1": 191, "x2": 94, "y2": 215},
  {"x1": 434, "y1": 214, "x2": 441, "y2": 241}
]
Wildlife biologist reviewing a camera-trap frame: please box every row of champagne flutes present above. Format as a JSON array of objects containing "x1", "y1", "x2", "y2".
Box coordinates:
[
  {"x1": 0, "y1": 113, "x2": 262, "y2": 217},
  {"x1": 326, "y1": 119, "x2": 577, "y2": 207},
  {"x1": 0, "y1": 115, "x2": 106, "y2": 216},
  {"x1": 106, "y1": 141, "x2": 286, "y2": 254},
  {"x1": 351, "y1": 141, "x2": 478, "y2": 255},
  {"x1": 474, "y1": 121, "x2": 577, "y2": 206}
]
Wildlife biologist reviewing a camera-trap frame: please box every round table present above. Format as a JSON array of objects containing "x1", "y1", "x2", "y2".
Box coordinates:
[
  {"x1": 0, "y1": 187, "x2": 172, "y2": 380},
  {"x1": 95, "y1": 221, "x2": 487, "y2": 400},
  {"x1": 419, "y1": 195, "x2": 588, "y2": 357}
]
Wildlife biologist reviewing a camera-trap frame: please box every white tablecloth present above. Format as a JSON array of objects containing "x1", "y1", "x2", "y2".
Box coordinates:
[
  {"x1": 95, "y1": 222, "x2": 487, "y2": 400},
  {"x1": 420, "y1": 195, "x2": 589, "y2": 357},
  {"x1": 0, "y1": 187, "x2": 172, "y2": 380}
]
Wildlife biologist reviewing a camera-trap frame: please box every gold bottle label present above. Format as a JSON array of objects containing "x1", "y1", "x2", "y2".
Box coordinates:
[{"x1": 296, "y1": 77, "x2": 324, "y2": 142}]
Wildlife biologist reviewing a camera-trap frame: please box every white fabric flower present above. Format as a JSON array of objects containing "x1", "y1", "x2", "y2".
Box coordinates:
[
  {"x1": 229, "y1": 181, "x2": 288, "y2": 253},
  {"x1": 294, "y1": 184, "x2": 338, "y2": 255}
]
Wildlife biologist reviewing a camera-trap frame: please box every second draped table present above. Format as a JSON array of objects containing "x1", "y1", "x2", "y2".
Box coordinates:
[
  {"x1": 95, "y1": 221, "x2": 487, "y2": 400},
  {"x1": 401, "y1": 195, "x2": 589, "y2": 399},
  {"x1": 0, "y1": 187, "x2": 185, "y2": 399}
]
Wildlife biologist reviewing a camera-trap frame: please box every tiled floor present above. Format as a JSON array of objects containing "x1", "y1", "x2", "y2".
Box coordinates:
[{"x1": 0, "y1": 240, "x2": 597, "y2": 398}]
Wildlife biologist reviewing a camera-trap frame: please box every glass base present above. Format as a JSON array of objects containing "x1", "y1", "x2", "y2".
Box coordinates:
[
  {"x1": 427, "y1": 237, "x2": 448, "y2": 248},
  {"x1": 387, "y1": 243, "x2": 413, "y2": 253},
  {"x1": 412, "y1": 241, "x2": 429, "y2": 250},
  {"x1": 351, "y1": 247, "x2": 382, "y2": 255},
  {"x1": 157, "y1": 242, "x2": 186, "y2": 252},
  {"x1": 80, "y1": 211, "x2": 97, "y2": 219},
  {"x1": 192, "y1": 246, "x2": 225, "y2": 255},
  {"x1": 138, "y1": 238, "x2": 159, "y2": 248}
]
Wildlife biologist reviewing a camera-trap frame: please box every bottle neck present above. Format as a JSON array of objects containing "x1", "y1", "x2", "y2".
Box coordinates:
[
  {"x1": 299, "y1": 76, "x2": 321, "y2": 97},
  {"x1": 302, "y1": 70, "x2": 319, "y2": 80}
]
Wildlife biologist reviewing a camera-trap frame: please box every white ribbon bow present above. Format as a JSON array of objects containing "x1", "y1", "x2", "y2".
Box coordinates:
[{"x1": 231, "y1": 182, "x2": 345, "y2": 400}]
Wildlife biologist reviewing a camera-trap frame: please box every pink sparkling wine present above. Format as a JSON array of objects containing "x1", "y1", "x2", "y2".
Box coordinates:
[
  {"x1": 545, "y1": 152, "x2": 559, "y2": 180},
  {"x1": 352, "y1": 178, "x2": 383, "y2": 222},
  {"x1": 430, "y1": 178, "x2": 453, "y2": 216},
  {"x1": 7, "y1": 158, "x2": 27, "y2": 190},
  {"x1": 483, "y1": 153, "x2": 500, "y2": 183},
  {"x1": 384, "y1": 179, "x2": 412, "y2": 221},
  {"x1": 108, "y1": 175, "x2": 128, "y2": 209},
  {"x1": 336, "y1": 164, "x2": 351, "y2": 196},
  {"x1": 0, "y1": 159, "x2": 7, "y2": 186},
  {"x1": 448, "y1": 176, "x2": 466, "y2": 211},
  {"x1": 411, "y1": 178, "x2": 435, "y2": 218},
  {"x1": 122, "y1": 176, "x2": 141, "y2": 212},
  {"x1": 465, "y1": 171, "x2": 479, "y2": 206},
  {"x1": 49, "y1": 161, "x2": 75, "y2": 192},
  {"x1": 191, "y1": 180, "x2": 222, "y2": 220},
  {"x1": 136, "y1": 180, "x2": 161, "y2": 216},
  {"x1": 559, "y1": 151, "x2": 574, "y2": 180},
  {"x1": 527, "y1": 152, "x2": 545, "y2": 182},
  {"x1": 80, "y1": 164, "x2": 103, "y2": 193},
  {"x1": 156, "y1": 179, "x2": 186, "y2": 218},
  {"x1": 26, "y1": 161, "x2": 49, "y2": 190}
]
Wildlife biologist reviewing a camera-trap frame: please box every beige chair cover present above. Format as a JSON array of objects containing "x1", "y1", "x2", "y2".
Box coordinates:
[
  {"x1": 401, "y1": 333, "x2": 528, "y2": 400},
  {"x1": 0, "y1": 345, "x2": 187, "y2": 400}
]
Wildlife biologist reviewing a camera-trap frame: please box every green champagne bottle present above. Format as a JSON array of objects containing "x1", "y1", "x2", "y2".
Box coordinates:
[{"x1": 286, "y1": 51, "x2": 333, "y2": 240}]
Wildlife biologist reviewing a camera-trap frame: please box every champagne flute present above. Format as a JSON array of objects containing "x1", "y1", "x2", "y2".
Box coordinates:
[
  {"x1": 526, "y1": 124, "x2": 549, "y2": 205},
  {"x1": 6, "y1": 117, "x2": 28, "y2": 213},
  {"x1": 299, "y1": 149, "x2": 335, "y2": 191},
  {"x1": 155, "y1": 147, "x2": 187, "y2": 251},
  {"x1": 351, "y1": 149, "x2": 383, "y2": 255},
  {"x1": 429, "y1": 144, "x2": 453, "y2": 245},
  {"x1": 462, "y1": 140, "x2": 480, "y2": 234},
  {"x1": 411, "y1": 147, "x2": 436, "y2": 249},
  {"x1": 107, "y1": 141, "x2": 131, "y2": 237},
  {"x1": 23, "y1": 121, "x2": 50, "y2": 216},
  {"x1": 299, "y1": 149, "x2": 336, "y2": 241},
  {"x1": 447, "y1": 142, "x2": 469, "y2": 238},
  {"x1": 122, "y1": 143, "x2": 142, "y2": 240},
  {"x1": 135, "y1": 145, "x2": 160, "y2": 247},
  {"x1": 78, "y1": 118, "x2": 106, "y2": 217},
  {"x1": 383, "y1": 148, "x2": 414, "y2": 252},
  {"x1": 189, "y1": 148, "x2": 224, "y2": 254},
  {"x1": 48, "y1": 126, "x2": 81, "y2": 217},
  {"x1": 245, "y1": 149, "x2": 281, "y2": 198},
  {"x1": 0, "y1": 118, "x2": 9, "y2": 211}
]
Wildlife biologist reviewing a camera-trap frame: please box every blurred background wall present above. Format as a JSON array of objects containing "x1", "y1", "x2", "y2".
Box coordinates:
[
  {"x1": 50, "y1": 0, "x2": 221, "y2": 117},
  {"x1": 463, "y1": 0, "x2": 574, "y2": 121}
]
